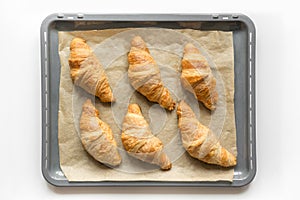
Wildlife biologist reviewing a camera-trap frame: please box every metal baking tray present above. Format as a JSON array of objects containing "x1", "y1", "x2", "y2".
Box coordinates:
[{"x1": 40, "y1": 13, "x2": 256, "y2": 187}]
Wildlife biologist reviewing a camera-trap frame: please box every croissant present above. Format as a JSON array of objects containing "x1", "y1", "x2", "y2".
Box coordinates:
[
  {"x1": 69, "y1": 38, "x2": 115, "y2": 102},
  {"x1": 121, "y1": 104, "x2": 172, "y2": 170},
  {"x1": 177, "y1": 100, "x2": 236, "y2": 167},
  {"x1": 127, "y1": 36, "x2": 176, "y2": 111},
  {"x1": 80, "y1": 99, "x2": 121, "y2": 166},
  {"x1": 181, "y1": 43, "x2": 218, "y2": 110}
]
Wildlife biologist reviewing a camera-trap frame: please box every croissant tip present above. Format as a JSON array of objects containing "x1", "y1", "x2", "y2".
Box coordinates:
[
  {"x1": 131, "y1": 35, "x2": 143, "y2": 43},
  {"x1": 184, "y1": 43, "x2": 195, "y2": 49},
  {"x1": 82, "y1": 98, "x2": 99, "y2": 117},
  {"x1": 178, "y1": 100, "x2": 188, "y2": 108},
  {"x1": 128, "y1": 103, "x2": 142, "y2": 114},
  {"x1": 176, "y1": 100, "x2": 186, "y2": 115},
  {"x1": 72, "y1": 37, "x2": 85, "y2": 42},
  {"x1": 167, "y1": 102, "x2": 176, "y2": 111},
  {"x1": 184, "y1": 43, "x2": 199, "y2": 54},
  {"x1": 110, "y1": 96, "x2": 116, "y2": 103},
  {"x1": 70, "y1": 37, "x2": 86, "y2": 46},
  {"x1": 96, "y1": 93, "x2": 116, "y2": 103},
  {"x1": 161, "y1": 163, "x2": 172, "y2": 170},
  {"x1": 83, "y1": 98, "x2": 93, "y2": 108},
  {"x1": 108, "y1": 157, "x2": 122, "y2": 167},
  {"x1": 203, "y1": 101, "x2": 217, "y2": 111},
  {"x1": 132, "y1": 35, "x2": 143, "y2": 40},
  {"x1": 84, "y1": 98, "x2": 92, "y2": 103},
  {"x1": 131, "y1": 35, "x2": 148, "y2": 50},
  {"x1": 225, "y1": 161, "x2": 237, "y2": 168},
  {"x1": 185, "y1": 43, "x2": 194, "y2": 47},
  {"x1": 207, "y1": 105, "x2": 216, "y2": 111}
]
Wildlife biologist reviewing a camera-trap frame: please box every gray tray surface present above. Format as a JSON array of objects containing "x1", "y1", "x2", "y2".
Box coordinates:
[{"x1": 40, "y1": 13, "x2": 256, "y2": 187}]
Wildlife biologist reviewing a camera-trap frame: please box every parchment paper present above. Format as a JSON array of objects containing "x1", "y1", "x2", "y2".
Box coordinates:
[{"x1": 58, "y1": 28, "x2": 236, "y2": 182}]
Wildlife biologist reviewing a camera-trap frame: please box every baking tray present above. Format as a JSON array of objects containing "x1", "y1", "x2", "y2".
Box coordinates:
[{"x1": 40, "y1": 13, "x2": 256, "y2": 187}]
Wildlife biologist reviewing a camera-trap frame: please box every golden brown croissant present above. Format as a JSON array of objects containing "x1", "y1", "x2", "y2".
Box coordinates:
[
  {"x1": 80, "y1": 99, "x2": 121, "y2": 166},
  {"x1": 127, "y1": 36, "x2": 176, "y2": 111},
  {"x1": 177, "y1": 100, "x2": 236, "y2": 167},
  {"x1": 69, "y1": 38, "x2": 115, "y2": 102},
  {"x1": 121, "y1": 104, "x2": 172, "y2": 170},
  {"x1": 181, "y1": 43, "x2": 218, "y2": 110}
]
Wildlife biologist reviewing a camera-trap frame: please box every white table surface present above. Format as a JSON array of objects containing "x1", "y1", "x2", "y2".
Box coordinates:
[{"x1": 0, "y1": 0, "x2": 299, "y2": 199}]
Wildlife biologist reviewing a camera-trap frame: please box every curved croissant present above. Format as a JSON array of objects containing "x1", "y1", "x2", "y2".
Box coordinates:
[
  {"x1": 122, "y1": 104, "x2": 172, "y2": 170},
  {"x1": 128, "y1": 36, "x2": 176, "y2": 111},
  {"x1": 80, "y1": 99, "x2": 121, "y2": 166},
  {"x1": 181, "y1": 43, "x2": 218, "y2": 110},
  {"x1": 69, "y1": 38, "x2": 115, "y2": 102},
  {"x1": 177, "y1": 100, "x2": 236, "y2": 167}
]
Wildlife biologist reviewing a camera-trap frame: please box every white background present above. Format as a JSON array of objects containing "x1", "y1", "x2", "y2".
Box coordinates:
[{"x1": 0, "y1": 0, "x2": 299, "y2": 199}]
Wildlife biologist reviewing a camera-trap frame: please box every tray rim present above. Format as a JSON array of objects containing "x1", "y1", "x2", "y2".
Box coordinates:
[{"x1": 40, "y1": 13, "x2": 256, "y2": 187}]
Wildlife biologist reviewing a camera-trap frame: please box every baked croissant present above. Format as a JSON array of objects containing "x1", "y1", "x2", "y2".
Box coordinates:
[
  {"x1": 181, "y1": 43, "x2": 218, "y2": 110},
  {"x1": 80, "y1": 99, "x2": 121, "y2": 166},
  {"x1": 177, "y1": 100, "x2": 236, "y2": 167},
  {"x1": 127, "y1": 36, "x2": 176, "y2": 111},
  {"x1": 121, "y1": 104, "x2": 172, "y2": 170},
  {"x1": 69, "y1": 38, "x2": 115, "y2": 102}
]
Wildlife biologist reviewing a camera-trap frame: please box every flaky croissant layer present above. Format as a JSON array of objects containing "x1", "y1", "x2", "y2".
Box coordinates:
[
  {"x1": 80, "y1": 99, "x2": 121, "y2": 166},
  {"x1": 177, "y1": 100, "x2": 236, "y2": 167},
  {"x1": 122, "y1": 103, "x2": 172, "y2": 170},
  {"x1": 181, "y1": 43, "x2": 218, "y2": 110},
  {"x1": 128, "y1": 36, "x2": 176, "y2": 111},
  {"x1": 69, "y1": 38, "x2": 115, "y2": 102}
]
